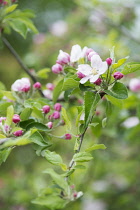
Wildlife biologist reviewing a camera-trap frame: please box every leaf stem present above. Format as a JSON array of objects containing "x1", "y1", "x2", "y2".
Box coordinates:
[{"x1": 2, "y1": 36, "x2": 45, "y2": 97}]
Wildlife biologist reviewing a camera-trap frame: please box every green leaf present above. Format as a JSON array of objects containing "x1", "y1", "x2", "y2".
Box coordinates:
[
  {"x1": 17, "y1": 17, "x2": 38, "y2": 34},
  {"x1": 53, "y1": 79, "x2": 64, "y2": 103},
  {"x1": 85, "y1": 144, "x2": 106, "y2": 152},
  {"x1": 19, "y1": 119, "x2": 35, "y2": 129},
  {"x1": 73, "y1": 152, "x2": 93, "y2": 162},
  {"x1": 0, "y1": 148, "x2": 13, "y2": 165},
  {"x1": 43, "y1": 168, "x2": 69, "y2": 192},
  {"x1": 84, "y1": 92, "x2": 100, "y2": 126},
  {"x1": 89, "y1": 123, "x2": 99, "y2": 127},
  {"x1": 5, "y1": 4, "x2": 18, "y2": 14},
  {"x1": 32, "y1": 195, "x2": 68, "y2": 210},
  {"x1": 74, "y1": 165, "x2": 86, "y2": 170},
  {"x1": 1, "y1": 91, "x2": 15, "y2": 100},
  {"x1": 105, "y1": 95, "x2": 123, "y2": 109},
  {"x1": 0, "y1": 82, "x2": 6, "y2": 90},
  {"x1": 29, "y1": 131, "x2": 48, "y2": 146},
  {"x1": 61, "y1": 107, "x2": 71, "y2": 130},
  {"x1": 62, "y1": 78, "x2": 79, "y2": 91},
  {"x1": 20, "y1": 108, "x2": 32, "y2": 121},
  {"x1": 104, "y1": 82, "x2": 128, "y2": 99},
  {"x1": 121, "y1": 62, "x2": 140, "y2": 75},
  {"x1": 8, "y1": 19, "x2": 28, "y2": 38},
  {"x1": 42, "y1": 150, "x2": 63, "y2": 166},
  {"x1": 5, "y1": 105, "x2": 14, "y2": 126},
  {"x1": 37, "y1": 68, "x2": 50, "y2": 79},
  {"x1": 112, "y1": 57, "x2": 129, "y2": 69},
  {"x1": 102, "y1": 117, "x2": 107, "y2": 128},
  {"x1": 0, "y1": 102, "x2": 12, "y2": 115},
  {"x1": 26, "y1": 122, "x2": 49, "y2": 131}
]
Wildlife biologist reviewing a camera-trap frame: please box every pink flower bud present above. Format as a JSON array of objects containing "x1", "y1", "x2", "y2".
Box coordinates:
[
  {"x1": 33, "y1": 82, "x2": 41, "y2": 89},
  {"x1": 52, "y1": 64, "x2": 63, "y2": 74},
  {"x1": 46, "y1": 122, "x2": 53, "y2": 129},
  {"x1": 0, "y1": 0, "x2": 3, "y2": 3},
  {"x1": 54, "y1": 103, "x2": 62, "y2": 111},
  {"x1": 106, "y1": 58, "x2": 112, "y2": 66},
  {"x1": 3, "y1": 1, "x2": 8, "y2": 5},
  {"x1": 113, "y1": 72, "x2": 124, "y2": 80},
  {"x1": 87, "y1": 51, "x2": 98, "y2": 61},
  {"x1": 13, "y1": 130, "x2": 23, "y2": 137},
  {"x1": 77, "y1": 71, "x2": 86, "y2": 79},
  {"x1": 52, "y1": 111, "x2": 60, "y2": 119},
  {"x1": 85, "y1": 48, "x2": 94, "y2": 56},
  {"x1": 42, "y1": 105, "x2": 50, "y2": 114},
  {"x1": 73, "y1": 192, "x2": 77, "y2": 198},
  {"x1": 46, "y1": 83, "x2": 55, "y2": 91},
  {"x1": 129, "y1": 78, "x2": 140, "y2": 92},
  {"x1": 12, "y1": 0, "x2": 16, "y2": 2},
  {"x1": 57, "y1": 50, "x2": 70, "y2": 65},
  {"x1": 11, "y1": 78, "x2": 31, "y2": 92},
  {"x1": 4, "y1": 125, "x2": 10, "y2": 133},
  {"x1": 64, "y1": 133, "x2": 72, "y2": 140},
  {"x1": 12, "y1": 114, "x2": 20, "y2": 123},
  {"x1": 94, "y1": 78, "x2": 102, "y2": 85}
]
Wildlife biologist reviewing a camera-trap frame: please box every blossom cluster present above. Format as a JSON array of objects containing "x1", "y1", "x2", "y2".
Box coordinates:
[{"x1": 51, "y1": 44, "x2": 124, "y2": 86}]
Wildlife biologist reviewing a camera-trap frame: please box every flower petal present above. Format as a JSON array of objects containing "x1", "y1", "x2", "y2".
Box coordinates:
[
  {"x1": 91, "y1": 54, "x2": 103, "y2": 69},
  {"x1": 89, "y1": 75, "x2": 100, "y2": 83},
  {"x1": 98, "y1": 61, "x2": 108, "y2": 74},
  {"x1": 70, "y1": 44, "x2": 82, "y2": 62},
  {"x1": 77, "y1": 64, "x2": 92, "y2": 76},
  {"x1": 80, "y1": 76, "x2": 90, "y2": 84}
]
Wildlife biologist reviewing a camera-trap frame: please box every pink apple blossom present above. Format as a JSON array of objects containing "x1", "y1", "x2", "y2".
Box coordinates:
[
  {"x1": 11, "y1": 78, "x2": 31, "y2": 92},
  {"x1": 57, "y1": 50, "x2": 70, "y2": 65},
  {"x1": 12, "y1": 114, "x2": 20, "y2": 124},
  {"x1": 129, "y1": 78, "x2": 140, "y2": 92}
]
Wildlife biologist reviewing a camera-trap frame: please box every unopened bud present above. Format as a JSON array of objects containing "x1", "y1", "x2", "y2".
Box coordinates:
[
  {"x1": 113, "y1": 72, "x2": 124, "y2": 80},
  {"x1": 64, "y1": 133, "x2": 72, "y2": 140},
  {"x1": 106, "y1": 58, "x2": 112, "y2": 66},
  {"x1": 33, "y1": 82, "x2": 41, "y2": 89},
  {"x1": 42, "y1": 105, "x2": 50, "y2": 114},
  {"x1": 77, "y1": 71, "x2": 86, "y2": 79},
  {"x1": 46, "y1": 83, "x2": 55, "y2": 91},
  {"x1": 13, "y1": 130, "x2": 23, "y2": 137},
  {"x1": 46, "y1": 122, "x2": 53, "y2": 129},
  {"x1": 52, "y1": 111, "x2": 60, "y2": 119},
  {"x1": 54, "y1": 103, "x2": 62, "y2": 112},
  {"x1": 12, "y1": 114, "x2": 20, "y2": 123},
  {"x1": 94, "y1": 78, "x2": 102, "y2": 85},
  {"x1": 52, "y1": 64, "x2": 63, "y2": 74}
]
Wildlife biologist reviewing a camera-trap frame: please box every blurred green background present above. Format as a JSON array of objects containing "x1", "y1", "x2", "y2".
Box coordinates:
[{"x1": 1, "y1": 0, "x2": 140, "y2": 209}]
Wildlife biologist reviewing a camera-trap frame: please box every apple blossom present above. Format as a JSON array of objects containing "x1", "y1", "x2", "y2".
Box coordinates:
[
  {"x1": 46, "y1": 122, "x2": 53, "y2": 129},
  {"x1": 52, "y1": 111, "x2": 60, "y2": 119},
  {"x1": 33, "y1": 82, "x2": 41, "y2": 89},
  {"x1": 87, "y1": 51, "x2": 98, "y2": 61},
  {"x1": 11, "y1": 78, "x2": 31, "y2": 92},
  {"x1": 129, "y1": 78, "x2": 140, "y2": 92},
  {"x1": 46, "y1": 83, "x2": 55, "y2": 91},
  {"x1": 13, "y1": 130, "x2": 23, "y2": 137},
  {"x1": 77, "y1": 71, "x2": 86, "y2": 79},
  {"x1": 94, "y1": 78, "x2": 102, "y2": 85},
  {"x1": 106, "y1": 57, "x2": 112, "y2": 66},
  {"x1": 64, "y1": 133, "x2": 72, "y2": 140},
  {"x1": 77, "y1": 54, "x2": 108, "y2": 84}
]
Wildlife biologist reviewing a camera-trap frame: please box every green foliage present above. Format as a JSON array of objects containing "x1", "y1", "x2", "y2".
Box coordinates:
[
  {"x1": 5, "y1": 105, "x2": 14, "y2": 126},
  {"x1": 53, "y1": 79, "x2": 64, "y2": 103},
  {"x1": 121, "y1": 62, "x2": 140, "y2": 75},
  {"x1": 0, "y1": 147, "x2": 12, "y2": 165},
  {"x1": 105, "y1": 82, "x2": 128, "y2": 99},
  {"x1": 85, "y1": 144, "x2": 106, "y2": 152},
  {"x1": 73, "y1": 152, "x2": 93, "y2": 162}
]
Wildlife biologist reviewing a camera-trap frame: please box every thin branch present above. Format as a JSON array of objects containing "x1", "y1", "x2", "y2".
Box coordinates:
[{"x1": 2, "y1": 36, "x2": 45, "y2": 97}]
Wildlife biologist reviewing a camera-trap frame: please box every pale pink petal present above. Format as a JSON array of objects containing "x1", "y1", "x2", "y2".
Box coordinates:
[
  {"x1": 91, "y1": 54, "x2": 102, "y2": 69},
  {"x1": 77, "y1": 64, "x2": 92, "y2": 76},
  {"x1": 89, "y1": 74, "x2": 100, "y2": 83},
  {"x1": 80, "y1": 76, "x2": 91, "y2": 84},
  {"x1": 70, "y1": 44, "x2": 82, "y2": 62},
  {"x1": 98, "y1": 61, "x2": 108, "y2": 74},
  {"x1": 80, "y1": 46, "x2": 88, "y2": 58}
]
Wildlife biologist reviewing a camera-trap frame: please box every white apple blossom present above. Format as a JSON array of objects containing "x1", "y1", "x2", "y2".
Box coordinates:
[
  {"x1": 77, "y1": 54, "x2": 108, "y2": 84},
  {"x1": 11, "y1": 78, "x2": 31, "y2": 92},
  {"x1": 70, "y1": 44, "x2": 88, "y2": 63}
]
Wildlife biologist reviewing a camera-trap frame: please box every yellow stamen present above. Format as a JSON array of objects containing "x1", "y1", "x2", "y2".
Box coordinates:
[{"x1": 92, "y1": 68, "x2": 98, "y2": 75}]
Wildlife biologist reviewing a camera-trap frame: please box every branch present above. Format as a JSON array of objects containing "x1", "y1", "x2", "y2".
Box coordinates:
[{"x1": 2, "y1": 36, "x2": 45, "y2": 97}]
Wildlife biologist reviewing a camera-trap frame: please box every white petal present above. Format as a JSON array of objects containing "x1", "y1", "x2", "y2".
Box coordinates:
[
  {"x1": 98, "y1": 61, "x2": 108, "y2": 74},
  {"x1": 89, "y1": 74, "x2": 100, "y2": 83},
  {"x1": 77, "y1": 64, "x2": 92, "y2": 76},
  {"x1": 70, "y1": 44, "x2": 82, "y2": 62},
  {"x1": 80, "y1": 76, "x2": 90, "y2": 84},
  {"x1": 80, "y1": 46, "x2": 88, "y2": 58},
  {"x1": 91, "y1": 54, "x2": 103, "y2": 69}
]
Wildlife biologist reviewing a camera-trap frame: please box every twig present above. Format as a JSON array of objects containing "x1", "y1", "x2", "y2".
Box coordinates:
[{"x1": 2, "y1": 36, "x2": 45, "y2": 97}]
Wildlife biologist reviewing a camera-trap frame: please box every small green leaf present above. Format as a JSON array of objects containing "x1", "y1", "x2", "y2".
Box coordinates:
[
  {"x1": 102, "y1": 117, "x2": 107, "y2": 128},
  {"x1": 1, "y1": 91, "x2": 15, "y2": 100},
  {"x1": 0, "y1": 148, "x2": 13, "y2": 165},
  {"x1": 62, "y1": 78, "x2": 79, "y2": 91},
  {"x1": 104, "y1": 82, "x2": 128, "y2": 99},
  {"x1": 9, "y1": 19, "x2": 28, "y2": 38},
  {"x1": 0, "y1": 102, "x2": 12, "y2": 115},
  {"x1": 37, "y1": 68, "x2": 50, "y2": 79},
  {"x1": 105, "y1": 95, "x2": 123, "y2": 108},
  {"x1": 5, "y1": 4, "x2": 18, "y2": 14},
  {"x1": 0, "y1": 134, "x2": 6, "y2": 139},
  {"x1": 73, "y1": 152, "x2": 93, "y2": 162},
  {"x1": 112, "y1": 57, "x2": 129, "y2": 69},
  {"x1": 5, "y1": 105, "x2": 14, "y2": 126},
  {"x1": 121, "y1": 62, "x2": 140, "y2": 75},
  {"x1": 85, "y1": 144, "x2": 106, "y2": 152},
  {"x1": 74, "y1": 165, "x2": 86, "y2": 169},
  {"x1": 53, "y1": 79, "x2": 64, "y2": 103},
  {"x1": 42, "y1": 150, "x2": 63, "y2": 166},
  {"x1": 0, "y1": 82, "x2": 6, "y2": 90},
  {"x1": 26, "y1": 122, "x2": 49, "y2": 131},
  {"x1": 29, "y1": 131, "x2": 48, "y2": 146},
  {"x1": 20, "y1": 108, "x2": 32, "y2": 121},
  {"x1": 43, "y1": 168, "x2": 69, "y2": 192},
  {"x1": 32, "y1": 195, "x2": 68, "y2": 209},
  {"x1": 61, "y1": 107, "x2": 71, "y2": 130},
  {"x1": 89, "y1": 123, "x2": 99, "y2": 127}
]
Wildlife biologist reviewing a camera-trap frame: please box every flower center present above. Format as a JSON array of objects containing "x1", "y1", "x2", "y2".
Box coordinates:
[{"x1": 91, "y1": 67, "x2": 98, "y2": 75}]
